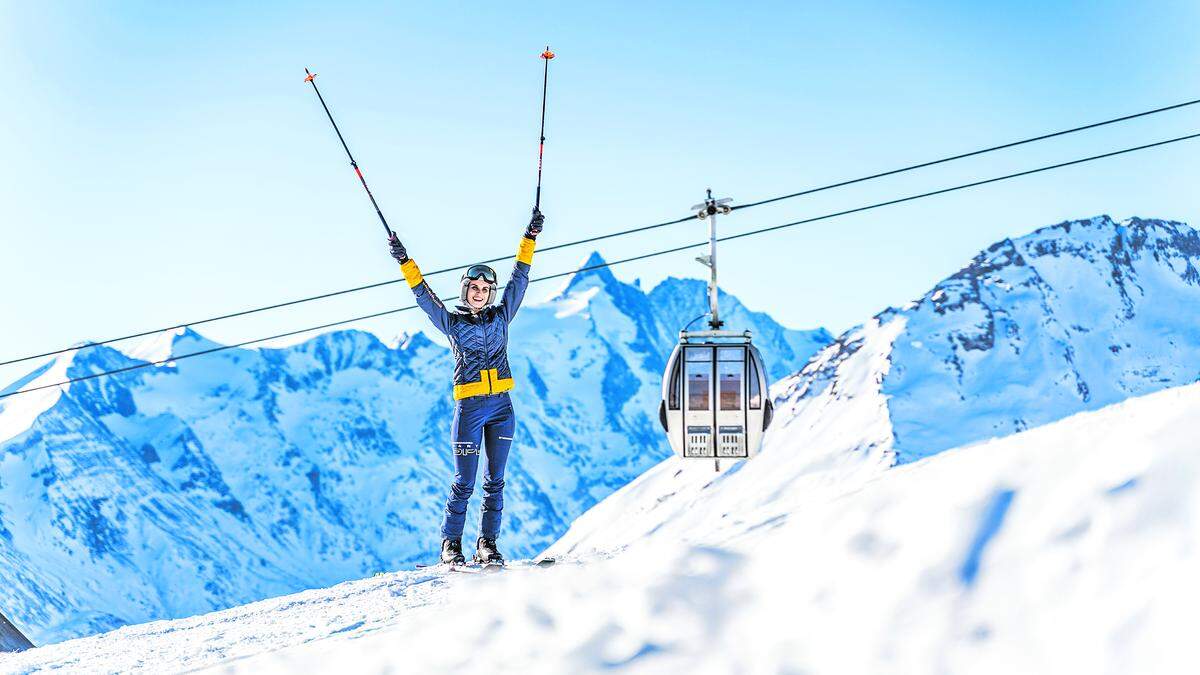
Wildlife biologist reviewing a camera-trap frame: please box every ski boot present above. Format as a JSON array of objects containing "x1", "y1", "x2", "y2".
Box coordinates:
[
  {"x1": 440, "y1": 538, "x2": 466, "y2": 566},
  {"x1": 474, "y1": 536, "x2": 505, "y2": 566}
]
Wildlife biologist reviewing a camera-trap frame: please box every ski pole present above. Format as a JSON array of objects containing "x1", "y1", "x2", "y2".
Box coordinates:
[
  {"x1": 303, "y1": 68, "x2": 394, "y2": 238},
  {"x1": 534, "y1": 46, "x2": 555, "y2": 212}
]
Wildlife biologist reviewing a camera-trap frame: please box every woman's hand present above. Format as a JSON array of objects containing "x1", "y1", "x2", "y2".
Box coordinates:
[
  {"x1": 388, "y1": 233, "x2": 409, "y2": 263},
  {"x1": 526, "y1": 209, "x2": 545, "y2": 239}
]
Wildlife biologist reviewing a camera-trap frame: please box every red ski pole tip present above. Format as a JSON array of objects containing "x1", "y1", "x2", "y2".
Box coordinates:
[{"x1": 541, "y1": 50, "x2": 555, "y2": 60}]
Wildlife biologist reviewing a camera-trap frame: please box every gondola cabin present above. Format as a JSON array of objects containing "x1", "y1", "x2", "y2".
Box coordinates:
[{"x1": 659, "y1": 330, "x2": 773, "y2": 461}]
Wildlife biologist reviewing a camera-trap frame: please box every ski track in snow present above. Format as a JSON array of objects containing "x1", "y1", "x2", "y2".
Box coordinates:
[{"x1": 5, "y1": 372, "x2": 1198, "y2": 673}]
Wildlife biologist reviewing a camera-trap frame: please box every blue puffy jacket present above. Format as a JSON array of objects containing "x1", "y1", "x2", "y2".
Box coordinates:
[{"x1": 400, "y1": 235, "x2": 535, "y2": 400}]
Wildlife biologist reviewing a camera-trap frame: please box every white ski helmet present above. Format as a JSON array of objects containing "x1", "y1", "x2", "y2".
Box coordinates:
[{"x1": 461, "y1": 264, "x2": 498, "y2": 305}]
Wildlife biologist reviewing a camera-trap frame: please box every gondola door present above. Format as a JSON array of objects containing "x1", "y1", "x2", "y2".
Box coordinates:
[
  {"x1": 715, "y1": 347, "x2": 748, "y2": 458},
  {"x1": 683, "y1": 346, "x2": 715, "y2": 457}
]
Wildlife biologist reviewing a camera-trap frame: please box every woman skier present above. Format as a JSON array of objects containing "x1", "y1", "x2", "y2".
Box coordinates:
[{"x1": 387, "y1": 208, "x2": 545, "y2": 566}]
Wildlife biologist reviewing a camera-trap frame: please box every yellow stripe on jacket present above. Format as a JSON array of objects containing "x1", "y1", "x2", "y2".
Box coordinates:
[
  {"x1": 453, "y1": 368, "x2": 515, "y2": 400},
  {"x1": 400, "y1": 259, "x2": 423, "y2": 287},
  {"x1": 517, "y1": 237, "x2": 536, "y2": 265}
]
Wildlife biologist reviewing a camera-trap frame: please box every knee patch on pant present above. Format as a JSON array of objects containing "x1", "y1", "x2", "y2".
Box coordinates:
[{"x1": 449, "y1": 480, "x2": 475, "y2": 500}]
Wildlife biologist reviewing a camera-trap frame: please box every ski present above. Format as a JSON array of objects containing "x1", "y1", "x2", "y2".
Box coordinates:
[
  {"x1": 415, "y1": 560, "x2": 492, "y2": 571},
  {"x1": 413, "y1": 557, "x2": 555, "y2": 572},
  {"x1": 415, "y1": 560, "x2": 503, "y2": 573}
]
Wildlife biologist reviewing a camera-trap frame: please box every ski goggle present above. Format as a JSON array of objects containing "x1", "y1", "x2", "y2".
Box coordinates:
[{"x1": 463, "y1": 264, "x2": 497, "y2": 285}]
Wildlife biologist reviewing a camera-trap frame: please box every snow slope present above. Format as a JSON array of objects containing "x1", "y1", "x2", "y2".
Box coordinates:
[
  {"x1": 0, "y1": 255, "x2": 828, "y2": 645},
  {"x1": 4, "y1": 364, "x2": 1194, "y2": 674}
]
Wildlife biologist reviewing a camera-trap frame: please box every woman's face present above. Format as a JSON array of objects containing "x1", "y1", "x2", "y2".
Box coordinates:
[{"x1": 466, "y1": 279, "x2": 491, "y2": 311}]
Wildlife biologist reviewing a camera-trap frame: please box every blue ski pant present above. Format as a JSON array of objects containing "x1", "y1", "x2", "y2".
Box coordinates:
[{"x1": 441, "y1": 392, "x2": 515, "y2": 540}]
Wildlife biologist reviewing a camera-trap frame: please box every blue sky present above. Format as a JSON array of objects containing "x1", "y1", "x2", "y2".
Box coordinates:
[{"x1": 2, "y1": 1, "x2": 1198, "y2": 383}]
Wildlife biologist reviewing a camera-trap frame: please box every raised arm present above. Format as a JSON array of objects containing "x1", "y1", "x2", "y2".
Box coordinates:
[
  {"x1": 389, "y1": 234, "x2": 452, "y2": 335},
  {"x1": 501, "y1": 209, "x2": 544, "y2": 323}
]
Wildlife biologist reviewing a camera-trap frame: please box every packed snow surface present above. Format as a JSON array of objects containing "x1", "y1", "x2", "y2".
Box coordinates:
[{"x1": 3, "y1": 372, "x2": 1194, "y2": 673}]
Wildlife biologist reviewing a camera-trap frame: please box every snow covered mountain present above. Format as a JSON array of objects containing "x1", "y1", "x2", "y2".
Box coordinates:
[
  {"x1": 547, "y1": 214, "x2": 1200, "y2": 603},
  {"x1": 884, "y1": 215, "x2": 1200, "y2": 462},
  {"x1": 764, "y1": 215, "x2": 1200, "y2": 468},
  {"x1": 5, "y1": 352, "x2": 1194, "y2": 674},
  {"x1": 4, "y1": 214, "x2": 1196, "y2": 658},
  {"x1": 0, "y1": 254, "x2": 828, "y2": 645}
]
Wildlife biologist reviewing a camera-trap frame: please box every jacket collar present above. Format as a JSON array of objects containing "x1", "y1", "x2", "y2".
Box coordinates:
[{"x1": 454, "y1": 304, "x2": 496, "y2": 321}]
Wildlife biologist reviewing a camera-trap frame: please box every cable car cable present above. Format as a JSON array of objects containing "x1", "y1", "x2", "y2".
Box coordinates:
[
  {"x1": 0, "y1": 243, "x2": 718, "y2": 400},
  {"x1": 3, "y1": 243, "x2": 712, "y2": 399},
  {"x1": 0, "y1": 213, "x2": 693, "y2": 369},
  {"x1": 1, "y1": 243, "x2": 704, "y2": 398},
  {"x1": 721, "y1": 130, "x2": 1200, "y2": 244},
  {"x1": 1, "y1": 306, "x2": 426, "y2": 399},
  {"x1": 4, "y1": 98, "x2": 1197, "y2": 369},
  {"x1": 5, "y1": 130, "x2": 1194, "y2": 400},
  {"x1": 732, "y1": 96, "x2": 1200, "y2": 212}
]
